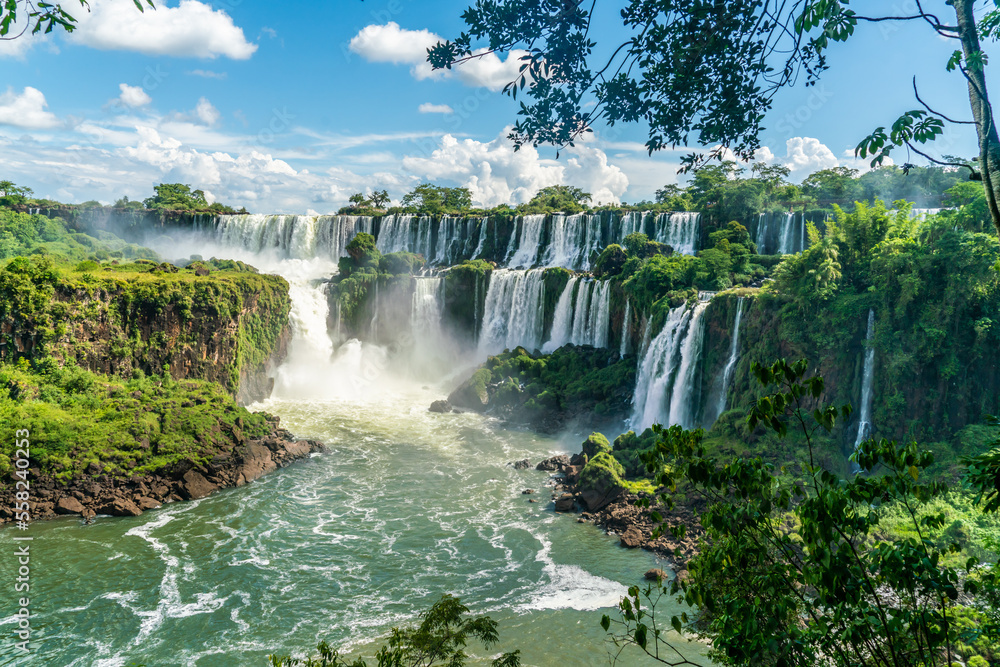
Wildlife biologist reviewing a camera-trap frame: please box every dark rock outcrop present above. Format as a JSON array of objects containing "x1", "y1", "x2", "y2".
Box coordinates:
[
  {"x1": 429, "y1": 399, "x2": 452, "y2": 413},
  {"x1": 0, "y1": 430, "x2": 325, "y2": 524}
]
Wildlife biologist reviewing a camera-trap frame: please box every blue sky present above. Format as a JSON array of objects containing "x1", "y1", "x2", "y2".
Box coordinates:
[{"x1": 0, "y1": 0, "x2": 993, "y2": 213}]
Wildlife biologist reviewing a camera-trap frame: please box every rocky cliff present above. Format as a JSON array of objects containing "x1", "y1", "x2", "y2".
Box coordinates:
[{"x1": 0, "y1": 257, "x2": 290, "y2": 405}]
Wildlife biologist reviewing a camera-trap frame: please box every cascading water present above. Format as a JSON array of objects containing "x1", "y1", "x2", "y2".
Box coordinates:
[
  {"x1": 546, "y1": 213, "x2": 603, "y2": 269},
  {"x1": 215, "y1": 214, "x2": 375, "y2": 260},
  {"x1": 508, "y1": 215, "x2": 546, "y2": 267},
  {"x1": 853, "y1": 309, "x2": 877, "y2": 461},
  {"x1": 376, "y1": 214, "x2": 413, "y2": 254},
  {"x1": 544, "y1": 276, "x2": 579, "y2": 353},
  {"x1": 630, "y1": 302, "x2": 709, "y2": 431},
  {"x1": 653, "y1": 212, "x2": 700, "y2": 255},
  {"x1": 543, "y1": 278, "x2": 611, "y2": 351},
  {"x1": 620, "y1": 300, "x2": 631, "y2": 358},
  {"x1": 478, "y1": 269, "x2": 547, "y2": 354},
  {"x1": 707, "y1": 297, "x2": 745, "y2": 424}
]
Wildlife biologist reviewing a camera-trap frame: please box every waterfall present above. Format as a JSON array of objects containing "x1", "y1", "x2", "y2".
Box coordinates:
[
  {"x1": 508, "y1": 215, "x2": 546, "y2": 267},
  {"x1": 546, "y1": 213, "x2": 603, "y2": 269},
  {"x1": 616, "y1": 211, "x2": 647, "y2": 239},
  {"x1": 590, "y1": 280, "x2": 611, "y2": 348},
  {"x1": 376, "y1": 214, "x2": 413, "y2": 254},
  {"x1": 630, "y1": 302, "x2": 710, "y2": 431},
  {"x1": 653, "y1": 212, "x2": 700, "y2": 255},
  {"x1": 478, "y1": 269, "x2": 546, "y2": 354},
  {"x1": 214, "y1": 214, "x2": 376, "y2": 260},
  {"x1": 710, "y1": 297, "x2": 745, "y2": 422},
  {"x1": 853, "y1": 309, "x2": 877, "y2": 457},
  {"x1": 620, "y1": 300, "x2": 631, "y2": 358},
  {"x1": 470, "y1": 219, "x2": 487, "y2": 259},
  {"x1": 544, "y1": 276, "x2": 579, "y2": 352},
  {"x1": 755, "y1": 213, "x2": 770, "y2": 254}
]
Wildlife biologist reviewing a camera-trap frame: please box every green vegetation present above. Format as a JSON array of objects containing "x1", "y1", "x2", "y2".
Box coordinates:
[
  {"x1": 142, "y1": 183, "x2": 240, "y2": 214},
  {"x1": 458, "y1": 345, "x2": 635, "y2": 429},
  {"x1": 268, "y1": 595, "x2": 520, "y2": 667},
  {"x1": 0, "y1": 208, "x2": 158, "y2": 261},
  {"x1": 519, "y1": 185, "x2": 592, "y2": 214},
  {"x1": 0, "y1": 359, "x2": 273, "y2": 483},
  {"x1": 602, "y1": 359, "x2": 1000, "y2": 667},
  {"x1": 0, "y1": 253, "x2": 290, "y2": 395}
]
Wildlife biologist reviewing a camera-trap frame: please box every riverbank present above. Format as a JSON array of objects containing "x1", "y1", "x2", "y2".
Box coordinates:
[
  {"x1": 525, "y1": 453, "x2": 704, "y2": 571},
  {"x1": 0, "y1": 421, "x2": 324, "y2": 523}
]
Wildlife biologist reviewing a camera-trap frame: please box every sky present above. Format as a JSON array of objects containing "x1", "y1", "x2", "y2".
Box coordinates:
[{"x1": 0, "y1": 0, "x2": 994, "y2": 213}]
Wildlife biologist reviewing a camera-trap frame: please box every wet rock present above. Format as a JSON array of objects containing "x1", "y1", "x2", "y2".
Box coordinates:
[
  {"x1": 136, "y1": 497, "x2": 161, "y2": 511},
  {"x1": 55, "y1": 497, "x2": 85, "y2": 515},
  {"x1": 98, "y1": 498, "x2": 142, "y2": 517},
  {"x1": 429, "y1": 399, "x2": 452, "y2": 414},
  {"x1": 522, "y1": 489, "x2": 535, "y2": 494},
  {"x1": 645, "y1": 568, "x2": 668, "y2": 581},
  {"x1": 620, "y1": 527, "x2": 644, "y2": 549},
  {"x1": 511, "y1": 459, "x2": 531, "y2": 470},
  {"x1": 179, "y1": 470, "x2": 218, "y2": 500},
  {"x1": 81, "y1": 508, "x2": 96, "y2": 521},
  {"x1": 554, "y1": 493, "x2": 575, "y2": 512},
  {"x1": 234, "y1": 442, "x2": 277, "y2": 485},
  {"x1": 535, "y1": 455, "x2": 571, "y2": 472}
]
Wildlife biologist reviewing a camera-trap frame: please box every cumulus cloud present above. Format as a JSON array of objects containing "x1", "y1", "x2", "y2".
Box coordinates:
[
  {"x1": 780, "y1": 137, "x2": 839, "y2": 181},
  {"x1": 401, "y1": 129, "x2": 628, "y2": 207},
  {"x1": 117, "y1": 83, "x2": 152, "y2": 108},
  {"x1": 195, "y1": 98, "x2": 220, "y2": 126},
  {"x1": 349, "y1": 23, "x2": 527, "y2": 90},
  {"x1": 0, "y1": 87, "x2": 60, "y2": 129},
  {"x1": 69, "y1": 0, "x2": 257, "y2": 60},
  {"x1": 418, "y1": 103, "x2": 454, "y2": 114}
]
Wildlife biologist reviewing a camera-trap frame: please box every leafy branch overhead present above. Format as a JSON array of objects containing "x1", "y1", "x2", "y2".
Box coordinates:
[{"x1": 0, "y1": 0, "x2": 153, "y2": 39}]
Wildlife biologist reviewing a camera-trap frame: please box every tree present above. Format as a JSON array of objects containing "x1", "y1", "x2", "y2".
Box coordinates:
[
  {"x1": 268, "y1": 595, "x2": 521, "y2": 667},
  {"x1": 348, "y1": 193, "x2": 369, "y2": 209},
  {"x1": 801, "y1": 167, "x2": 862, "y2": 202},
  {"x1": 0, "y1": 180, "x2": 33, "y2": 208},
  {"x1": 518, "y1": 184, "x2": 593, "y2": 214},
  {"x1": 370, "y1": 189, "x2": 390, "y2": 210},
  {"x1": 603, "y1": 359, "x2": 1000, "y2": 667},
  {"x1": 401, "y1": 184, "x2": 473, "y2": 215},
  {"x1": 429, "y1": 1, "x2": 1000, "y2": 237},
  {"x1": 654, "y1": 184, "x2": 693, "y2": 211}
]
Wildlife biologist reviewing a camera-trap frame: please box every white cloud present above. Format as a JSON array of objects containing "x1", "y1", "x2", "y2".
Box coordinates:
[
  {"x1": 0, "y1": 87, "x2": 60, "y2": 129},
  {"x1": 419, "y1": 103, "x2": 454, "y2": 114},
  {"x1": 195, "y1": 97, "x2": 220, "y2": 126},
  {"x1": 450, "y1": 48, "x2": 528, "y2": 91},
  {"x1": 780, "y1": 137, "x2": 839, "y2": 181},
  {"x1": 349, "y1": 22, "x2": 439, "y2": 68},
  {"x1": 117, "y1": 83, "x2": 152, "y2": 108},
  {"x1": 349, "y1": 23, "x2": 527, "y2": 90},
  {"x1": 69, "y1": 0, "x2": 257, "y2": 60},
  {"x1": 400, "y1": 129, "x2": 629, "y2": 207},
  {"x1": 188, "y1": 69, "x2": 227, "y2": 80}
]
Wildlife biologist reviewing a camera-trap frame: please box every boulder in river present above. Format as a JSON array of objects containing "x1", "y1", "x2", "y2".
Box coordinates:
[
  {"x1": 645, "y1": 568, "x2": 668, "y2": 581},
  {"x1": 535, "y1": 455, "x2": 571, "y2": 472},
  {"x1": 510, "y1": 459, "x2": 531, "y2": 470},
  {"x1": 620, "y1": 526, "x2": 644, "y2": 549},
  {"x1": 554, "y1": 493, "x2": 576, "y2": 512},
  {"x1": 447, "y1": 368, "x2": 492, "y2": 412},
  {"x1": 429, "y1": 399, "x2": 452, "y2": 413},
  {"x1": 55, "y1": 496, "x2": 85, "y2": 515}
]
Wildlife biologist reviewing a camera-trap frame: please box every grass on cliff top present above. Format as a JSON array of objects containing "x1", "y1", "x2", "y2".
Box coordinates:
[{"x1": 0, "y1": 359, "x2": 274, "y2": 485}]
